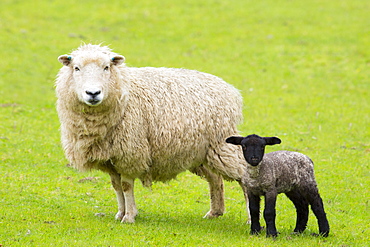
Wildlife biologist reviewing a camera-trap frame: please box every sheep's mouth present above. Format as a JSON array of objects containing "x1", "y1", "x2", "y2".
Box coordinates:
[
  {"x1": 87, "y1": 99, "x2": 101, "y2": 106},
  {"x1": 248, "y1": 158, "x2": 261, "y2": 166}
]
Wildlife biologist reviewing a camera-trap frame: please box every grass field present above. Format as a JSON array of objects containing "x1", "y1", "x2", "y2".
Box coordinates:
[{"x1": 0, "y1": 0, "x2": 369, "y2": 246}]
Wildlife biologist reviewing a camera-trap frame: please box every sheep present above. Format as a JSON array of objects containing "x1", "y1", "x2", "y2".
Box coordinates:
[
  {"x1": 55, "y1": 44, "x2": 249, "y2": 223},
  {"x1": 226, "y1": 134, "x2": 329, "y2": 237}
]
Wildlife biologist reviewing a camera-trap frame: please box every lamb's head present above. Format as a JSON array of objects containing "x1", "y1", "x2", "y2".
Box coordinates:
[
  {"x1": 226, "y1": 134, "x2": 281, "y2": 166},
  {"x1": 58, "y1": 44, "x2": 125, "y2": 107}
]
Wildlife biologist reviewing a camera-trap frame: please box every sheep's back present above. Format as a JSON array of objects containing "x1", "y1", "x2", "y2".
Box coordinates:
[
  {"x1": 117, "y1": 67, "x2": 243, "y2": 181},
  {"x1": 259, "y1": 151, "x2": 316, "y2": 193}
]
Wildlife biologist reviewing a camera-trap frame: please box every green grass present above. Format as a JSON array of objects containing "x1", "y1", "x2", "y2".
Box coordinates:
[{"x1": 0, "y1": 0, "x2": 369, "y2": 246}]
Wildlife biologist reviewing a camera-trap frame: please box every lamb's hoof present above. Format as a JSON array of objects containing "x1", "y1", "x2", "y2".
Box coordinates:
[
  {"x1": 267, "y1": 231, "x2": 279, "y2": 238},
  {"x1": 267, "y1": 234, "x2": 278, "y2": 239},
  {"x1": 251, "y1": 230, "x2": 260, "y2": 235},
  {"x1": 203, "y1": 210, "x2": 223, "y2": 219},
  {"x1": 250, "y1": 226, "x2": 263, "y2": 235},
  {"x1": 311, "y1": 232, "x2": 329, "y2": 237},
  {"x1": 121, "y1": 215, "x2": 135, "y2": 223},
  {"x1": 115, "y1": 211, "x2": 125, "y2": 221}
]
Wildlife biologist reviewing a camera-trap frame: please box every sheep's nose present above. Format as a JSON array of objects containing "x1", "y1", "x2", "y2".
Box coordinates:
[
  {"x1": 250, "y1": 157, "x2": 260, "y2": 163},
  {"x1": 85, "y1": 90, "x2": 101, "y2": 98}
]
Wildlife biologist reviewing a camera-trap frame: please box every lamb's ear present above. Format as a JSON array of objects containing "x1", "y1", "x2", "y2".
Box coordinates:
[
  {"x1": 58, "y1": 55, "x2": 73, "y2": 66},
  {"x1": 111, "y1": 55, "x2": 125, "y2": 66},
  {"x1": 264, "y1": 137, "x2": 281, "y2": 146},
  {"x1": 226, "y1": 136, "x2": 244, "y2": 145}
]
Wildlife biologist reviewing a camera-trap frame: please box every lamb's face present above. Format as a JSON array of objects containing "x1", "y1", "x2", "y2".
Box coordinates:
[
  {"x1": 58, "y1": 52, "x2": 124, "y2": 106},
  {"x1": 240, "y1": 135, "x2": 267, "y2": 166},
  {"x1": 226, "y1": 134, "x2": 282, "y2": 166}
]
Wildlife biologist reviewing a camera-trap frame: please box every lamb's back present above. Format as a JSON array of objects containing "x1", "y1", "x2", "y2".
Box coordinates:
[{"x1": 260, "y1": 151, "x2": 316, "y2": 193}]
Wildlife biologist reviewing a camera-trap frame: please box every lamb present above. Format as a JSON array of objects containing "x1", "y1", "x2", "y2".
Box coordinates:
[
  {"x1": 55, "y1": 44, "x2": 248, "y2": 223},
  {"x1": 226, "y1": 134, "x2": 329, "y2": 237}
]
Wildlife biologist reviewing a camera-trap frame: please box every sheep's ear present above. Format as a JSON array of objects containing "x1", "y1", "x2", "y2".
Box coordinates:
[
  {"x1": 111, "y1": 55, "x2": 125, "y2": 66},
  {"x1": 264, "y1": 137, "x2": 281, "y2": 146},
  {"x1": 226, "y1": 136, "x2": 244, "y2": 145},
  {"x1": 58, "y1": 55, "x2": 73, "y2": 66}
]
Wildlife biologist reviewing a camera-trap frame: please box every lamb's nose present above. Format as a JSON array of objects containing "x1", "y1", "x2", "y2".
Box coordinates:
[{"x1": 85, "y1": 90, "x2": 101, "y2": 97}]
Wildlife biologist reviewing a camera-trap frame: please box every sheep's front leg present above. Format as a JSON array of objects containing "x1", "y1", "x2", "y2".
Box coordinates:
[
  {"x1": 248, "y1": 192, "x2": 262, "y2": 235},
  {"x1": 120, "y1": 177, "x2": 138, "y2": 223},
  {"x1": 264, "y1": 191, "x2": 278, "y2": 237},
  {"x1": 109, "y1": 172, "x2": 125, "y2": 221}
]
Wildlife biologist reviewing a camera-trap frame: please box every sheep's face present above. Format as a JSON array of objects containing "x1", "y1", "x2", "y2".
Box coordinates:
[
  {"x1": 58, "y1": 52, "x2": 125, "y2": 107},
  {"x1": 226, "y1": 134, "x2": 281, "y2": 166}
]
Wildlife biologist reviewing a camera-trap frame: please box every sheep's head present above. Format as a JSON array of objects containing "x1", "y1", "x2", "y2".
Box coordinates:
[
  {"x1": 226, "y1": 134, "x2": 281, "y2": 166},
  {"x1": 58, "y1": 44, "x2": 125, "y2": 107}
]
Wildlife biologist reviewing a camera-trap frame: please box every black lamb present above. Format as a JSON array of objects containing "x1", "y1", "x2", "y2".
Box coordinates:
[{"x1": 226, "y1": 134, "x2": 329, "y2": 237}]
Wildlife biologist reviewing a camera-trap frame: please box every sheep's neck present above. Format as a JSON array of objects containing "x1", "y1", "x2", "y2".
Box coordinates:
[
  {"x1": 247, "y1": 165, "x2": 260, "y2": 178},
  {"x1": 71, "y1": 101, "x2": 123, "y2": 136}
]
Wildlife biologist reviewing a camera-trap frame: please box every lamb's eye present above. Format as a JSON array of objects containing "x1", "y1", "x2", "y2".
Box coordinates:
[
  {"x1": 74, "y1": 66, "x2": 80, "y2": 71},
  {"x1": 104, "y1": 66, "x2": 109, "y2": 71},
  {"x1": 242, "y1": 146, "x2": 247, "y2": 150}
]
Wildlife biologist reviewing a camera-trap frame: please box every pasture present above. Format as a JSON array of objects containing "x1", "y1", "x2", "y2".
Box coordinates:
[{"x1": 0, "y1": 0, "x2": 369, "y2": 246}]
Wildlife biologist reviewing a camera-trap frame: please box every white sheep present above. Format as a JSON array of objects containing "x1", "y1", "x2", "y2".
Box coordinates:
[
  {"x1": 55, "y1": 44, "x2": 248, "y2": 223},
  {"x1": 226, "y1": 134, "x2": 329, "y2": 237}
]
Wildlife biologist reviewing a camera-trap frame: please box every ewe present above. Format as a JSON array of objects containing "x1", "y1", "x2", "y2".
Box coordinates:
[
  {"x1": 226, "y1": 134, "x2": 329, "y2": 237},
  {"x1": 56, "y1": 44, "x2": 248, "y2": 223}
]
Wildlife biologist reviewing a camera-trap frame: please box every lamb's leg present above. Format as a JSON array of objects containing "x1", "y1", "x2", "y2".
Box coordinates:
[
  {"x1": 238, "y1": 180, "x2": 251, "y2": 224},
  {"x1": 264, "y1": 191, "x2": 278, "y2": 237},
  {"x1": 285, "y1": 190, "x2": 309, "y2": 233},
  {"x1": 191, "y1": 166, "x2": 225, "y2": 218},
  {"x1": 248, "y1": 192, "x2": 262, "y2": 235},
  {"x1": 109, "y1": 172, "x2": 125, "y2": 221},
  {"x1": 120, "y1": 177, "x2": 138, "y2": 223},
  {"x1": 305, "y1": 189, "x2": 330, "y2": 237}
]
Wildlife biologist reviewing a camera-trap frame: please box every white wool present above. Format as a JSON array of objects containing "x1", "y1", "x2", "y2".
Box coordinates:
[{"x1": 55, "y1": 44, "x2": 247, "y2": 186}]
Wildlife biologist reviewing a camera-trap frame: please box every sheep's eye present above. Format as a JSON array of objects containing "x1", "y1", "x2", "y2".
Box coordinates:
[
  {"x1": 74, "y1": 66, "x2": 80, "y2": 71},
  {"x1": 242, "y1": 146, "x2": 247, "y2": 151},
  {"x1": 104, "y1": 66, "x2": 109, "y2": 71}
]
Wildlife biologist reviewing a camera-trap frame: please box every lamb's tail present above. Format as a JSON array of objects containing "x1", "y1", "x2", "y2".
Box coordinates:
[{"x1": 206, "y1": 143, "x2": 246, "y2": 181}]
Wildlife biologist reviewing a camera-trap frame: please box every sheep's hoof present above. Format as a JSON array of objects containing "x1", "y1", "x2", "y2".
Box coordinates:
[
  {"x1": 121, "y1": 215, "x2": 135, "y2": 223},
  {"x1": 266, "y1": 231, "x2": 279, "y2": 238},
  {"x1": 115, "y1": 211, "x2": 125, "y2": 221},
  {"x1": 320, "y1": 231, "x2": 329, "y2": 238},
  {"x1": 203, "y1": 210, "x2": 223, "y2": 219},
  {"x1": 311, "y1": 232, "x2": 329, "y2": 237},
  {"x1": 250, "y1": 226, "x2": 264, "y2": 235}
]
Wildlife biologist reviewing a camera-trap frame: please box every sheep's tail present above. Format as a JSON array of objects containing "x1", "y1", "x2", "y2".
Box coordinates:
[{"x1": 206, "y1": 143, "x2": 246, "y2": 181}]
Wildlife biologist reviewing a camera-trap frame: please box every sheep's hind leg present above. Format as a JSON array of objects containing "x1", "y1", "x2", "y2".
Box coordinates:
[
  {"x1": 238, "y1": 180, "x2": 251, "y2": 224},
  {"x1": 305, "y1": 189, "x2": 330, "y2": 237},
  {"x1": 109, "y1": 172, "x2": 126, "y2": 221},
  {"x1": 285, "y1": 190, "x2": 309, "y2": 234},
  {"x1": 191, "y1": 166, "x2": 225, "y2": 218}
]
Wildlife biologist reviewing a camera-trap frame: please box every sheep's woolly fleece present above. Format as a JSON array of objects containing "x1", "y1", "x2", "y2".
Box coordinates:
[
  {"x1": 243, "y1": 151, "x2": 317, "y2": 195},
  {"x1": 55, "y1": 44, "x2": 246, "y2": 186}
]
